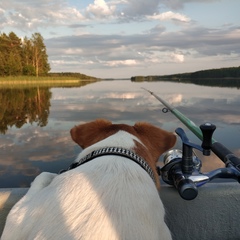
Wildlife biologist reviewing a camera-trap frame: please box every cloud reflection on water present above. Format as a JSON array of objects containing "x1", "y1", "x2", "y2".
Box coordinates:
[{"x1": 1, "y1": 80, "x2": 240, "y2": 187}]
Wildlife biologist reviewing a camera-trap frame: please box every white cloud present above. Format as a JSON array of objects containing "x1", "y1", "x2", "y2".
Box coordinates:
[
  {"x1": 171, "y1": 53, "x2": 185, "y2": 63},
  {"x1": 46, "y1": 7, "x2": 84, "y2": 23},
  {"x1": 148, "y1": 11, "x2": 191, "y2": 22},
  {"x1": 86, "y1": 0, "x2": 116, "y2": 18},
  {"x1": 104, "y1": 59, "x2": 138, "y2": 67},
  {"x1": 64, "y1": 48, "x2": 83, "y2": 55}
]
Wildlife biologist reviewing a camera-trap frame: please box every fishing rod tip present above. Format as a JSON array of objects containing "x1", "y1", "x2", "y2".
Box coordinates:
[{"x1": 141, "y1": 87, "x2": 153, "y2": 94}]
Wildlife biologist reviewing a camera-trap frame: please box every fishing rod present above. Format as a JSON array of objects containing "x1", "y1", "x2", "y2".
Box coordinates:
[
  {"x1": 142, "y1": 88, "x2": 240, "y2": 200},
  {"x1": 142, "y1": 87, "x2": 240, "y2": 170}
]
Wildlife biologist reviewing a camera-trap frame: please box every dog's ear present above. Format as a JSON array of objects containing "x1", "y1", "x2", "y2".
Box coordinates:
[
  {"x1": 134, "y1": 122, "x2": 176, "y2": 160},
  {"x1": 70, "y1": 119, "x2": 112, "y2": 149}
]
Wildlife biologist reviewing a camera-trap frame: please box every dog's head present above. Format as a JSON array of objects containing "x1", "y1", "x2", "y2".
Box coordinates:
[{"x1": 70, "y1": 119, "x2": 176, "y2": 188}]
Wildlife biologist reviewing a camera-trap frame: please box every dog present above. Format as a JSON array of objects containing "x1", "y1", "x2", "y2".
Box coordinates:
[{"x1": 2, "y1": 119, "x2": 176, "y2": 240}]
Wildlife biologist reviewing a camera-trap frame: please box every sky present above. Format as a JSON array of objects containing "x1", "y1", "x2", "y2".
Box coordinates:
[{"x1": 0, "y1": 0, "x2": 240, "y2": 78}]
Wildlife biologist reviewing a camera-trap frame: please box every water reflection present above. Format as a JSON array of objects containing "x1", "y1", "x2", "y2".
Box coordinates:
[
  {"x1": 1, "y1": 80, "x2": 240, "y2": 187},
  {"x1": 0, "y1": 87, "x2": 51, "y2": 134},
  {"x1": 0, "y1": 80, "x2": 98, "y2": 134}
]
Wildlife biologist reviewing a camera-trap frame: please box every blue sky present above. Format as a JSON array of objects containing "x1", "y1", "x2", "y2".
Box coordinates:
[{"x1": 1, "y1": 0, "x2": 239, "y2": 78}]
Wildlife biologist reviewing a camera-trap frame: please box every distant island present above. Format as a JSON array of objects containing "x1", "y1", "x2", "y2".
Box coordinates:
[{"x1": 131, "y1": 66, "x2": 240, "y2": 88}]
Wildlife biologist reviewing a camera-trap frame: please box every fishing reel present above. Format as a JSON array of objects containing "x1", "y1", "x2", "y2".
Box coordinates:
[
  {"x1": 141, "y1": 88, "x2": 240, "y2": 199},
  {"x1": 160, "y1": 123, "x2": 240, "y2": 200}
]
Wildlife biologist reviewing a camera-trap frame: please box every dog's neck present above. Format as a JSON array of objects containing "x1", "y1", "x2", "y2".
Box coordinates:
[{"x1": 61, "y1": 147, "x2": 158, "y2": 183}]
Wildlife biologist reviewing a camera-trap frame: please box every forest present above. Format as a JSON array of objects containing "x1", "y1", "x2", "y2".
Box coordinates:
[
  {"x1": 131, "y1": 66, "x2": 240, "y2": 82},
  {"x1": 0, "y1": 32, "x2": 50, "y2": 77}
]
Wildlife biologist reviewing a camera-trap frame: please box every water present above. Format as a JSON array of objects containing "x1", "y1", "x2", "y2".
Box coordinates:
[{"x1": 1, "y1": 80, "x2": 240, "y2": 187}]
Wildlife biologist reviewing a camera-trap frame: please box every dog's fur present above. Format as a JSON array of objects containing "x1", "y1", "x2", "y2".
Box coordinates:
[{"x1": 2, "y1": 119, "x2": 176, "y2": 240}]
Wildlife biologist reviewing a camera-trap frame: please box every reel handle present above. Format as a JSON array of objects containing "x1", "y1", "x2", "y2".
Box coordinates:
[{"x1": 200, "y1": 123, "x2": 216, "y2": 156}]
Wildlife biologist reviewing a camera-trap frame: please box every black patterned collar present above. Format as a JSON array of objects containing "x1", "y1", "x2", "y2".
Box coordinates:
[{"x1": 61, "y1": 147, "x2": 156, "y2": 183}]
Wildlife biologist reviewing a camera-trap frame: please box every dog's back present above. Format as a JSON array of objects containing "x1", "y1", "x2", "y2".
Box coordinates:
[
  {"x1": 2, "y1": 158, "x2": 171, "y2": 240},
  {"x1": 2, "y1": 120, "x2": 175, "y2": 240}
]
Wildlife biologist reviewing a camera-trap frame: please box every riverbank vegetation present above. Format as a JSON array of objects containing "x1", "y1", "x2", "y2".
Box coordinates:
[
  {"x1": 0, "y1": 72, "x2": 99, "y2": 88},
  {"x1": 0, "y1": 72, "x2": 99, "y2": 81},
  {"x1": 131, "y1": 66, "x2": 240, "y2": 88}
]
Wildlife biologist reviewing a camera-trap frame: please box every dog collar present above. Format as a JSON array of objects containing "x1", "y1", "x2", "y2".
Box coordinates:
[{"x1": 64, "y1": 147, "x2": 156, "y2": 183}]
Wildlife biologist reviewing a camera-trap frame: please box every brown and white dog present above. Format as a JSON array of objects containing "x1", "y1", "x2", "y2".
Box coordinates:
[{"x1": 2, "y1": 119, "x2": 176, "y2": 240}]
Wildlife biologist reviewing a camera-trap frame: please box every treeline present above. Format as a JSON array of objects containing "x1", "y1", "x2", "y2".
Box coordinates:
[
  {"x1": 48, "y1": 72, "x2": 98, "y2": 80},
  {"x1": 131, "y1": 66, "x2": 240, "y2": 82},
  {"x1": 0, "y1": 32, "x2": 50, "y2": 77},
  {"x1": 190, "y1": 66, "x2": 240, "y2": 78}
]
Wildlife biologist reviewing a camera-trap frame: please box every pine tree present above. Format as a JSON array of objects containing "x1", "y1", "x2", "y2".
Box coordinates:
[
  {"x1": 6, "y1": 51, "x2": 22, "y2": 76},
  {"x1": 31, "y1": 33, "x2": 50, "y2": 77},
  {"x1": 22, "y1": 37, "x2": 35, "y2": 75},
  {"x1": 0, "y1": 33, "x2": 10, "y2": 75},
  {"x1": 0, "y1": 52, "x2": 5, "y2": 76},
  {"x1": 7, "y1": 32, "x2": 23, "y2": 75}
]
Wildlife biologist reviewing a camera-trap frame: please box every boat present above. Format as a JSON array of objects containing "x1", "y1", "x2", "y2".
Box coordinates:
[{"x1": 0, "y1": 182, "x2": 240, "y2": 240}]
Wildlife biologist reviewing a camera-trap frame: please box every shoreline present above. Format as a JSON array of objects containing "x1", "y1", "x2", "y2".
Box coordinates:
[{"x1": 0, "y1": 78, "x2": 100, "y2": 88}]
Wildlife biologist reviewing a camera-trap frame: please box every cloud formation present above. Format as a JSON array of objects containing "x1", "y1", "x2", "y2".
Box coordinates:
[
  {"x1": 148, "y1": 11, "x2": 191, "y2": 22},
  {"x1": 86, "y1": 0, "x2": 116, "y2": 18},
  {"x1": 45, "y1": 23, "x2": 240, "y2": 75},
  {"x1": 0, "y1": 0, "x2": 84, "y2": 30},
  {"x1": 1, "y1": 0, "x2": 239, "y2": 77}
]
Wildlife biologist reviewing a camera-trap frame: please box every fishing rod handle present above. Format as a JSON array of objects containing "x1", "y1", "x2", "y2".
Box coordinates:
[{"x1": 212, "y1": 142, "x2": 240, "y2": 171}]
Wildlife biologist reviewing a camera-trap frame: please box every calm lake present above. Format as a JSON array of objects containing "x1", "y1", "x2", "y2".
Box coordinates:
[{"x1": 1, "y1": 79, "x2": 240, "y2": 187}]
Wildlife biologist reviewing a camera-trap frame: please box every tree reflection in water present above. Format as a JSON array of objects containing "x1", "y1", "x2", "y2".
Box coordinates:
[{"x1": 0, "y1": 87, "x2": 51, "y2": 134}]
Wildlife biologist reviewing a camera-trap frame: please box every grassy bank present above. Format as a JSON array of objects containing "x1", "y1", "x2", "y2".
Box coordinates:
[{"x1": 0, "y1": 76, "x2": 100, "y2": 88}]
